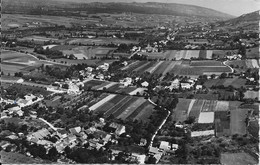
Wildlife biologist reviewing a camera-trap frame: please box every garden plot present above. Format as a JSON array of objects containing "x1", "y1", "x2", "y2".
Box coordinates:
[
  {"x1": 198, "y1": 112, "x2": 214, "y2": 123},
  {"x1": 201, "y1": 100, "x2": 217, "y2": 112},
  {"x1": 153, "y1": 61, "x2": 172, "y2": 75},
  {"x1": 215, "y1": 101, "x2": 229, "y2": 111},
  {"x1": 133, "y1": 104, "x2": 154, "y2": 123},
  {"x1": 117, "y1": 98, "x2": 146, "y2": 120},
  {"x1": 147, "y1": 61, "x2": 164, "y2": 73},
  {"x1": 174, "y1": 50, "x2": 183, "y2": 60},
  {"x1": 188, "y1": 99, "x2": 204, "y2": 120},
  {"x1": 89, "y1": 94, "x2": 116, "y2": 111},
  {"x1": 113, "y1": 97, "x2": 139, "y2": 118},
  {"x1": 199, "y1": 50, "x2": 207, "y2": 59},
  {"x1": 185, "y1": 50, "x2": 200, "y2": 59},
  {"x1": 206, "y1": 50, "x2": 213, "y2": 59},
  {"x1": 94, "y1": 95, "x2": 127, "y2": 113}
]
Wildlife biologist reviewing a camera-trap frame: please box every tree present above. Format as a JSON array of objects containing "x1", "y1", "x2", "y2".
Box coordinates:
[
  {"x1": 48, "y1": 147, "x2": 58, "y2": 161},
  {"x1": 220, "y1": 73, "x2": 227, "y2": 79}
]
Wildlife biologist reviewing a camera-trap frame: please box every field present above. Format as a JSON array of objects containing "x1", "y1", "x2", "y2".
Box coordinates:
[
  {"x1": 246, "y1": 47, "x2": 259, "y2": 59},
  {"x1": 204, "y1": 77, "x2": 246, "y2": 88},
  {"x1": 142, "y1": 50, "x2": 212, "y2": 60},
  {"x1": 230, "y1": 109, "x2": 249, "y2": 135},
  {"x1": 245, "y1": 59, "x2": 260, "y2": 68},
  {"x1": 0, "y1": 151, "x2": 49, "y2": 164},
  {"x1": 52, "y1": 46, "x2": 117, "y2": 60},
  {"x1": 1, "y1": 50, "x2": 66, "y2": 75},
  {"x1": 2, "y1": 14, "x2": 94, "y2": 30},
  {"x1": 88, "y1": 94, "x2": 155, "y2": 123},
  {"x1": 173, "y1": 99, "x2": 242, "y2": 123},
  {"x1": 220, "y1": 152, "x2": 258, "y2": 165},
  {"x1": 198, "y1": 112, "x2": 214, "y2": 123},
  {"x1": 244, "y1": 90, "x2": 259, "y2": 100},
  {"x1": 215, "y1": 111, "x2": 231, "y2": 136},
  {"x1": 67, "y1": 37, "x2": 138, "y2": 45},
  {"x1": 172, "y1": 99, "x2": 192, "y2": 122},
  {"x1": 122, "y1": 60, "x2": 231, "y2": 77},
  {"x1": 19, "y1": 35, "x2": 60, "y2": 44},
  {"x1": 83, "y1": 79, "x2": 141, "y2": 95}
]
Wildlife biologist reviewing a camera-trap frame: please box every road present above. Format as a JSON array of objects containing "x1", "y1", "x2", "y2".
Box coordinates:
[
  {"x1": 148, "y1": 98, "x2": 171, "y2": 148},
  {"x1": 223, "y1": 60, "x2": 234, "y2": 73},
  {"x1": 128, "y1": 50, "x2": 140, "y2": 59}
]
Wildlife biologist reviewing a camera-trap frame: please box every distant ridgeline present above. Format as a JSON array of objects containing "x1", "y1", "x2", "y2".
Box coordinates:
[{"x1": 2, "y1": 0, "x2": 233, "y2": 20}]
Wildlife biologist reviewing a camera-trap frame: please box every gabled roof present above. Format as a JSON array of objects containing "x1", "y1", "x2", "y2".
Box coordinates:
[
  {"x1": 149, "y1": 147, "x2": 160, "y2": 155},
  {"x1": 69, "y1": 127, "x2": 81, "y2": 135}
]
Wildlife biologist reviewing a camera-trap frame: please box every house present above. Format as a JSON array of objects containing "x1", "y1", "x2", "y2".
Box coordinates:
[
  {"x1": 181, "y1": 83, "x2": 192, "y2": 89},
  {"x1": 1, "y1": 112, "x2": 8, "y2": 118},
  {"x1": 171, "y1": 144, "x2": 179, "y2": 151},
  {"x1": 103, "y1": 134, "x2": 112, "y2": 143},
  {"x1": 141, "y1": 81, "x2": 149, "y2": 87},
  {"x1": 139, "y1": 138, "x2": 147, "y2": 146},
  {"x1": 196, "y1": 85, "x2": 203, "y2": 90},
  {"x1": 153, "y1": 153, "x2": 163, "y2": 163},
  {"x1": 159, "y1": 141, "x2": 170, "y2": 151},
  {"x1": 6, "y1": 135, "x2": 18, "y2": 140},
  {"x1": 57, "y1": 129, "x2": 68, "y2": 139},
  {"x1": 109, "y1": 123, "x2": 126, "y2": 136},
  {"x1": 69, "y1": 127, "x2": 81, "y2": 135},
  {"x1": 0, "y1": 141, "x2": 11, "y2": 150},
  {"x1": 149, "y1": 147, "x2": 161, "y2": 155},
  {"x1": 27, "y1": 128, "x2": 51, "y2": 143}
]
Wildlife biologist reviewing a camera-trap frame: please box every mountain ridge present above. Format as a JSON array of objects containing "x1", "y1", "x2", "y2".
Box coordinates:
[{"x1": 2, "y1": 0, "x2": 234, "y2": 20}]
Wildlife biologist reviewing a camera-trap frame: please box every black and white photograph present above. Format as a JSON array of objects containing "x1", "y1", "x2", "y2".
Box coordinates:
[{"x1": 0, "y1": 0, "x2": 259, "y2": 164}]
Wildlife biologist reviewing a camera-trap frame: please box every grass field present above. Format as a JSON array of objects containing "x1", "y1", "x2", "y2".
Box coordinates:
[
  {"x1": 133, "y1": 103, "x2": 154, "y2": 123},
  {"x1": 244, "y1": 90, "x2": 259, "y2": 100},
  {"x1": 122, "y1": 60, "x2": 231, "y2": 77},
  {"x1": 204, "y1": 77, "x2": 246, "y2": 88},
  {"x1": 188, "y1": 99, "x2": 204, "y2": 120},
  {"x1": 230, "y1": 109, "x2": 249, "y2": 135},
  {"x1": 221, "y1": 152, "x2": 258, "y2": 165},
  {"x1": 143, "y1": 50, "x2": 214, "y2": 60},
  {"x1": 67, "y1": 37, "x2": 138, "y2": 45},
  {"x1": 117, "y1": 98, "x2": 147, "y2": 120},
  {"x1": 198, "y1": 112, "x2": 214, "y2": 123},
  {"x1": 172, "y1": 99, "x2": 192, "y2": 122},
  {"x1": 190, "y1": 60, "x2": 224, "y2": 66},
  {"x1": 0, "y1": 151, "x2": 49, "y2": 164},
  {"x1": 215, "y1": 111, "x2": 231, "y2": 136}
]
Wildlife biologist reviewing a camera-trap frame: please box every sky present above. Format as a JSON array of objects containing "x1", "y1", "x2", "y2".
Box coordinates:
[{"x1": 65, "y1": 0, "x2": 260, "y2": 16}]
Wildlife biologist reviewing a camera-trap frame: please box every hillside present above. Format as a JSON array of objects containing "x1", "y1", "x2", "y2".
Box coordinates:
[
  {"x1": 2, "y1": 0, "x2": 233, "y2": 20},
  {"x1": 219, "y1": 10, "x2": 260, "y2": 29}
]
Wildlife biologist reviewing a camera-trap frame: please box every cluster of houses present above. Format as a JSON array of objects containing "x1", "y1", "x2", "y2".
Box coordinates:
[
  {"x1": 0, "y1": 94, "x2": 44, "y2": 119},
  {"x1": 48, "y1": 79, "x2": 82, "y2": 95},
  {"x1": 25, "y1": 119, "x2": 126, "y2": 155},
  {"x1": 165, "y1": 78, "x2": 201, "y2": 90},
  {"x1": 148, "y1": 141, "x2": 179, "y2": 163}
]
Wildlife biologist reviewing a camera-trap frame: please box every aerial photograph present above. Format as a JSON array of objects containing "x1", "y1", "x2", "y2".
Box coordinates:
[{"x1": 0, "y1": 0, "x2": 259, "y2": 164}]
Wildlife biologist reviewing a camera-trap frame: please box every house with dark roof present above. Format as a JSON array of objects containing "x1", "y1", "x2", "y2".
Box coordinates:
[{"x1": 109, "y1": 122, "x2": 126, "y2": 136}]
